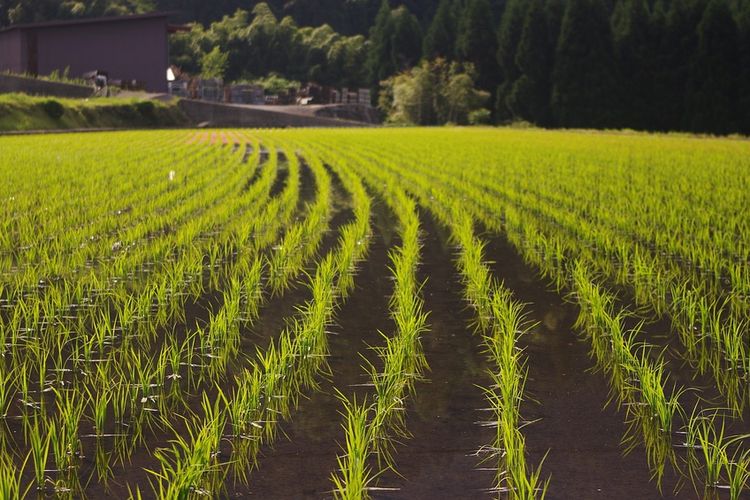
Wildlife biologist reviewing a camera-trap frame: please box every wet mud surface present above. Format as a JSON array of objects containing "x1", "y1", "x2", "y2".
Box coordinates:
[
  {"x1": 52, "y1": 159, "x2": 358, "y2": 499},
  {"x1": 374, "y1": 212, "x2": 496, "y2": 499},
  {"x1": 242, "y1": 198, "x2": 397, "y2": 498},
  {"x1": 11, "y1": 172, "x2": 731, "y2": 499},
  {"x1": 482, "y1": 231, "x2": 688, "y2": 500}
]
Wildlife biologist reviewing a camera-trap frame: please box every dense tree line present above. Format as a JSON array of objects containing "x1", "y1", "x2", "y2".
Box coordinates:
[
  {"x1": 2, "y1": 0, "x2": 749, "y2": 134},
  {"x1": 0, "y1": 0, "x2": 508, "y2": 34},
  {"x1": 169, "y1": 4, "x2": 369, "y2": 88},
  {"x1": 378, "y1": 0, "x2": 750, "y2": 134}
]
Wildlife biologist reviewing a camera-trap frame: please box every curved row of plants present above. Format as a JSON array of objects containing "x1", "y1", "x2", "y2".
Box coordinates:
[{"x1": 329, "y1": 128, "x2": 749, "y2": 498}]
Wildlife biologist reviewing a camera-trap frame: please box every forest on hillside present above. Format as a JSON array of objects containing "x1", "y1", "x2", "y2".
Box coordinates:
[{"x1": 1, "y1": 0, "x2": 749, "y2": 134}]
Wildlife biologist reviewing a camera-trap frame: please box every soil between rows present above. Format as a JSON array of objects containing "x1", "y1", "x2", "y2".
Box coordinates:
[
  {"x1": 62, "y1": 160, "x2": 355, "y2": 499},
  {"x1": 371, "y1": 211, "x2": 497, "y2": 499},
  {"x1": 482, "y1": 231, "x2": 686, "y2": 499},
  {"x1": 244, "y1": 197, "x2": 397, "y2": 498}
]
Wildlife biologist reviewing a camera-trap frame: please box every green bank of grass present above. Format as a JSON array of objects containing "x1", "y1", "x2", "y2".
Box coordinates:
[{"x1": 0, "y1": 93, "x2": 188, "y2": 132}]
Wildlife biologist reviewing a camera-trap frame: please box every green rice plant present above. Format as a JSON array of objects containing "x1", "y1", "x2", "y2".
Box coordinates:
[
  {"x1": 0, "y1": 450, "x2": 31, "y2": 498},
  {"x1": 482, "y1": 289, "x2": 549, "y2": 500},
  {"x1": 26, "y1": 416, "x2": 51, "y2": 491},
  {"x1": 1, "y1": 126, "x2": 748, "y2": 498},
  {"x1": 331, "y1": 394, "x2": 376, "y2": 500},
  {"x1": 683, "y1": 409, "x2": 750, "y2": 500},
  {"x1": 0, "y1": 365, "x2": 16, "y2": 418},
  {"x1": 146, "y1": 394, "x2": 228, "y2": 499}
]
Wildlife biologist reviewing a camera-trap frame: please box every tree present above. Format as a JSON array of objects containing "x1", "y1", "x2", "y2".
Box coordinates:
[
  {"x1": 456, "y1": 0, "x2": 499, "y2": 90},
  {"x1": 327, "y1": 34, "x2": 369, "y2": 87},
  {"x1": 685, "y1": 0, "x2": 740, "y2": 134},
  {"x1": 651, "y1": 0, "x2": 706, "y2": 131},
  {"x1": 495, "y1": 0, "x2": 527, "y2": 121},
  {"x1": 506, "y1": 0, "x2": 553, "y2": 125},
  {"x1": 551, "y1": 0, "x2": 619, "y2": 128},
  {"x1": 390, "y1": 6, "x2": 422, "y2": 70},
  {"x1": 612, "y1": 0, "x2": 657, "y2": 130},
  {"x1": 201, "y1": 46, "x2": 229, "y2": 79},
  {"x1": 381, "y1": 59, "x2": 488, "y2": 125},
  {"x1": 423, "y1": 0, "x2": 457, "y2": 59},
  {"x1": 441, "y1": 62, "x2": 490, "y2": 123},
  {"x1": 737, "y1": 4, "x2": 750, "y2": 133},
  {"x1": 367, "y1": 0, "x2": 396, "y2": 85}
]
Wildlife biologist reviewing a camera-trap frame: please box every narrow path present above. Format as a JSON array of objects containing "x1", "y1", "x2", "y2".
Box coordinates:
[
  {"x1": 482, "y1": 231, "x2": 686, "y2": 499},
  {"x1": 377, "y1": 212, "x2": 496, "y2": 498},
  {"x1": 242, "y1": 199, "x2": 396, "y2": 498}
]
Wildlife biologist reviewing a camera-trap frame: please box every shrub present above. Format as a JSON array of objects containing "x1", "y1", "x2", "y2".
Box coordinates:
[
  {"x1": 41, "y1": 99, "x2": 64, "y2": 120},
  {"x1": 468, "y1": 108, "x2": 491, "y2": 125},
  {"x1": 135, "y1": 100, "x2": 155, "y2": 117},
  {"x1": 381, "y1": 59, "x2": 489, "y2": 125}
]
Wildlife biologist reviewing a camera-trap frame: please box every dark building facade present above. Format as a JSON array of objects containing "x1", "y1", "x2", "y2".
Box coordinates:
[{"x1": 0, "y1": 13, "x2": 172, "y2": 92}]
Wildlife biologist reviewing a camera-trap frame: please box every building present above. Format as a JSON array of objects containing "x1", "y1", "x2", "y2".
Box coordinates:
[{"x1": 0, "y1": 13, "x2": 181, "y2": 93}]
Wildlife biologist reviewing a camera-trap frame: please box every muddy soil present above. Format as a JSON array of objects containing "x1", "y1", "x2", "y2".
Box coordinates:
[
  {"x1": 241, "y1": 198, "x2": 397, "y2": 498},
  {"x1": 60, "y1": 162, "x2": 357, "y2": 499},
  {"x1": 372, "y1": 212, "x2": 497, "y2": 499},
  {"x1": 482, "y1": 231, "x2": 689, "y2": 500}
]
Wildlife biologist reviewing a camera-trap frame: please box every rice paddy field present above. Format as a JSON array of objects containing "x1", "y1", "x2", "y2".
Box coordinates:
[{"x1": 0, "y1": 127, "x2": 748, "y2": 499}]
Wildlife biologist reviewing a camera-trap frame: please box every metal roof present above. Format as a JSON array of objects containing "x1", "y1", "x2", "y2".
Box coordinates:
[{"x1": 0, "y1": 12, "x2": 172, "y2": 34}]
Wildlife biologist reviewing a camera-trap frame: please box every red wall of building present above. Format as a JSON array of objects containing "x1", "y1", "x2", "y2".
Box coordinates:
[
  {"x1": 35, "y1": 17, "x2": 168, "y2": 92},
  {"x1": 0, "y1": 15, "x2": 168, "y2": 92},
  {"x1": 0, "y1": 30, "x2": 24, "y2": 74}
]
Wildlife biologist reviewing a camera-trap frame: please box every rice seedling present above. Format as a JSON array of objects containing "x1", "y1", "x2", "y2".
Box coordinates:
[{"x1": 0, "y1": 127, "x2": 747, "y2": 498}]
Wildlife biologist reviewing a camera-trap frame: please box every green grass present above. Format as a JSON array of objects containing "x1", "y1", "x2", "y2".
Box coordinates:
[{"x1": 0, "y1": 93, "x2": 187, "y2": 132}]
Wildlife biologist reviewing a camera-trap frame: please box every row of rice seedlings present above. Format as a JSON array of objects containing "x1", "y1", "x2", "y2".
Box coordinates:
[
  {"x1": 369, "y1": 133, "x2": 750, "y2": 415},
  {"x1": 0, "y1": 135, "x2": 283, "y2": 494},
  {"x1": 144, "y1": 394, "x2": 228, "y2": 499},
  {"x1": 349, "y1": 132, "x2": 749, "y2": 496},
  {"x1": 266, "y1": 149, "x2": 331, "y2": 294},
  {"x1": 570, "y1": 261, "x2": 682, "y2": 487},
  {"x1": 146, "y1": 143, "x2": 372, "y2": 495},
  {"x1": 683, "y1": 409, "x2": 750, "y2": 500},
  {"x1": 353, "y1": 134, "x2": 750, "y2": 420},
  {"x1": 195, "y1": 141, "x2": 336, "y2": 385},
  {"x1": 449, "y1": 208, "x2": 548, "y2": 500},
  {"x1": 325, "y1": 151, "x2": 428, "y2": 497},
  {"x1": 321, "y1": 138, "x2": 544, "y2": 497}
]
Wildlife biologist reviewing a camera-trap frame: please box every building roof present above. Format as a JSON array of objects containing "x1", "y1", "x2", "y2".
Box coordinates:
[{"x1": 0, "y1": 12, "x2": 172, "y2": 34}]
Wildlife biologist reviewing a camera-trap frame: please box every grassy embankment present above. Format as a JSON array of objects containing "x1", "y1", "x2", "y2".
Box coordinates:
[{"x1": 0, "y1": 93, "x2": 188, "y2": 132}]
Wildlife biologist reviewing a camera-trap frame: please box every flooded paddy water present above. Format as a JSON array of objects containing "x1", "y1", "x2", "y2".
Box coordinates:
[{"x1": 2, "y1": 128, "x2": 747, "y2": 499}]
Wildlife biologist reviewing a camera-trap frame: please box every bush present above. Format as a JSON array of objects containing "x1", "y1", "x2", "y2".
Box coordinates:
[
  {"x1": 41, "y1": 99, "x2": 64, "y2": 120},
  {"x1": 380, "y1": 59, "x2": 489, "y2": 125},
  {"x1": 468, "y1": 108, "x2": 491, "y2": 125},
  {"x1": 135, "y1": 100, "x2": 155, "y2": 117}
]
